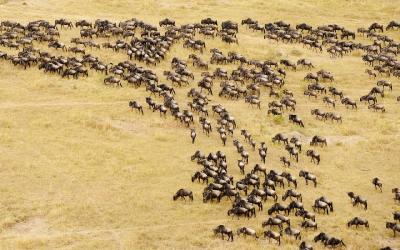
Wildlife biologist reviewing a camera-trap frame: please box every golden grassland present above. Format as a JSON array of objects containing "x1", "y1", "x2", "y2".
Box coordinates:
[{"x1": 0, "y1": 0, "x2": 399, "y2": 249}]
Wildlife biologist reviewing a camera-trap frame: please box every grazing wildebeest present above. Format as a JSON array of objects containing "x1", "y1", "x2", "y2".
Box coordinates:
[
  {"x1": 347, "y1": 217, "x2": 369, "y2": 228},
  {"x1": 296, "y1": 209, "x2": 316, "y2": 222},
  {"x1": 299, "y1": 241, "x2": 314, "y2": 250},
  {"x1": 369, "y1": 22, "x2": 384, "y2": 32},
  {"x1": 386, "y1": 20, "x2": 400, "y2": 30},
  {"x1": 289, "y1": 114, "x2": 304, "y2": 127},
  {"x1": 325, "y1": 237, "x2": 346, "y2": 248},
  {"x1": 282, "y1": 189, "x2": 302, "y2": 202},
  {"x1": 285, "y1": 226, "x2": 302, "y2": 240},
  {"x1": 377, "y1": 80, "x2": 392, "y2": 91},
  {"x1": 214, "y1": 225, "x2": 234, "y2": 241},
  {"x1": 263, "y1": 217, "x2": 283, "y2": 230},
  {"x1": 237, "y1": 227, "x2": 258, "y2": 239},
  {"x1": 360, "y1": 94, "x2": 377, "y2": 104},
  {"x1": 306, "y1": 150, "x2": 320, "y2": 165},
  {"x1": 173, "y1": 189, "x2": 193, "y2": 201},
  {"x1": 191, "y1": 171, "x2": 208, "y2": 184},
  {"x1": 301, "y1": 220, "x2": 318, "y2": 230},
  {"x1": 368, "y1": 103, "x2": 386, "y2": 113},
  {"x1": 314, "y1": 232, "x2": 330, "y2": 243},
  {"x1": 280, "y1": 156, "x2": 291, "y2": 167},
  {"x1": 272, "y1": 133, "x2": 289, "y2": 144},
  {"x1": 263, "y1": 230, "x2": 282, "y2": 245}
]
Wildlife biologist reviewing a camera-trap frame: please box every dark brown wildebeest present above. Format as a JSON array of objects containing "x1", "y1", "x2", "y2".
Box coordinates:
[
  {"x1": 360, "y1": 94, "x2": 377, "y2": 104},
  {"x1": 372, "y1": 177, "x2": 382, "y2": 191},
  {"x1": 173, "y1": 189, "x2": 193, "y2": 201},
  {"x1": 347, "y1": 217, "x2": 369, "y2": 228},
  {"x1": 310, "y1": 135, "x2": 327, "y2": 147},
  {"x1": 296, "y1": 209, "x2": 316, "y2": 221},
  {"x1": 289, "y1": 114, "x2": 304, "y2": 127},
  {"x1": 191, "y1": 171, "x2": 208, "y2": 183},
  {"x1": 129, "y1": 101, "x2": 144, "y2": 115},
  {"x1": 272, "y1": 133, "x2": 289, "y2": 144},
  {"x1": 104, "y1": 76, "x2": 122, "y2": 87},
  {"x1": 306, "y1": 150, "x2": 320, "y2": 165},
  {"x1": 314, "y1": 232, "x2": 330, "y2": 243},
  {"x1": 263, "y1": 217, "x2": 283, "y2": 230},
  {"x1": 312, "y1": 200, "x2": 329, "y2": 214},
  {"x1": 285, "y1": 226, "x2": 301, "y2": 240},
  {"x1": 301, "y1": 220, "x2": 318, "y2": 230},
  {"x1": 299, "y1": 170, "x2": 317, "y2": 187},
  {"x1": 237, "y1": 227, "x2": 258, "y2": 239},
  {"x1": 386, "y1": 20, "x2": 400, "y2": 30},
  {"x1": 299, "y1": 241, "x2": 314, "y2": 250},
  {"x1": 325, "y1": 237, "x2": 346, "y2": 248},
  {"x1": 323, "y1": 96, "x2": 336, "y2": 107},
  {"x1": 341, "y1": 97, "x2": 357, "y2": 109},
  {"x1": 263, "y1": 230, "x2": 282, "y2": 245},
  {"x1": 394, "y1": 211, "x2": 400, "y2": 222},
  {"x1": 227, "y1": 206, "x2": 250, "y2": 219},
  {"x1": 214, "y1": 225, "x2": 234, "y2": 241},
  {"x1": 368, "y1": 103, "x2": 385, "y2": 113},
  {"x1": 386, "y1": 222, "x2": 400, "y2": 236},
  {"x1": 280, "y1": 156, "x2": 291, "y2": 167},
  {"x1": 369, "y1": 22, "x2": 384, "y2": 32},
  {"x1": 282, "y1": 189, "x2": 302, "y2": 202}
]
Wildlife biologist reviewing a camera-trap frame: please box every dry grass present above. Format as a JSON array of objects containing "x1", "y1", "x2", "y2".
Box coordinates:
[{"x1": 0, "y1": 0, "x2": 399, "y2": 249}]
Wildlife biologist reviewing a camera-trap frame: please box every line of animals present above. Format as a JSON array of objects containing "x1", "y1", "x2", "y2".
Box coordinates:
[{"x1": 0, "y1": 17, "x2": 398, "y2": 249}]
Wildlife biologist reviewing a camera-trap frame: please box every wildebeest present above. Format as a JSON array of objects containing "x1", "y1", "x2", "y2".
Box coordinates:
[
  {"x1": 347, "y1": 217, "x2": 369, "y2": 228},
  {"x1": 129, "y1": 101, "x2": 144, "y2": 114},
  {"x1": 282, "y1": 189, "x2": 302, "y2": 202},
  {"x1": 104, "y1": 76, "x2": 122, "y2": 87},
  {"x1": 299, "y1": 170, "x2": 317, "y2": 187},
  {"x1": 213, "y1": 225, "x2": 234, "y2": 241},
  {"x1": 325, "y1": 237, "x2": 346, "y2": 248},
  {"x1": 310, "y1": 135, "x2": 327, "y2": 147},
  {"x1": 372, "y1": 177, "x2": 382, "y2": 191},
  {"x1": 386, "y1": 222, "x2": 400, "y2": 236},
  {"x1": 296, "y1": 209, "x2": 316, "y2": 222},
  {"x1": 285, "y1": 226, "x2": 302, "y2": 240},
  {"x1": 306, "y1": 150, "x2": 320, "y2": 165},
  {"x1": 299, "y1": 241, "x2": 314, "y2": 250},
  {"x1": 301, "y1": 220, "x2": 318, "y2": 230},
  {"x1": 237, "y1": 227, "x2": 258, "y2": 239},
  {"x1": 289, "y1": 114, "x2": 304, "y2": 127},
  {"x1": 263, "y1": 230, "x2": 282, "y2": 245},
  {"x1": 263, "y1": 217, "x2": 283, "y2": 230},
  {"x1": 272, "y1": 133, "x2": 289, "y2": 144},
  {"x1": 173, "y1": 189, "x2": 193, "y2": 201}
]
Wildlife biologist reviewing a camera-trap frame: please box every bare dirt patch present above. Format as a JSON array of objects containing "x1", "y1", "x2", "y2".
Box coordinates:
[{"x1": 8, "y1": 217, "x2": 50, "y2": 236}]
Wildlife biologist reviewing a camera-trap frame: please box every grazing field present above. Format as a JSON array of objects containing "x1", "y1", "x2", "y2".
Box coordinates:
[{"x1": 0, "y1": 0, "x2": 399, "y2": 249}]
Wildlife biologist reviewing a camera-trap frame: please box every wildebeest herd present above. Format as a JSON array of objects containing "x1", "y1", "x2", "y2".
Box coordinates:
[{"x1": 0, "y1": 17, "x2": 399, "y2": 249}]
